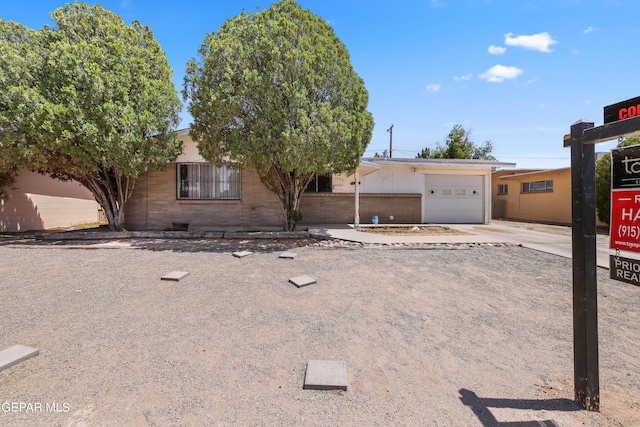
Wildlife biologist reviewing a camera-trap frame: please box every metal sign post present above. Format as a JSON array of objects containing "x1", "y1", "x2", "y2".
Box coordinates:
[
  {"x1": 565, "y1": 102, "x2": 640, "y2": 412},
  {"x1": 568, "y1": 120, "x2": 599, "y2": 411}
]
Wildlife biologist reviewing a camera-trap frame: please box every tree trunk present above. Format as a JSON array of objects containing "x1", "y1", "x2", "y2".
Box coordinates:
[
  {"x1": 78, "y1": 168, "x2": 134, "y2": 232},
  {"x1": 283, "y1": 185, "x2": 300, "y2": 231},
  {"x1": 261, "y1": 166, "x2": 314, "y2": 231}
]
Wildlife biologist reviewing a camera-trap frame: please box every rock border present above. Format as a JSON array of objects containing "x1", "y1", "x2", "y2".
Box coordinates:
[{"x1": 36, "y1": 230, "x2": 310, "y2": 241}]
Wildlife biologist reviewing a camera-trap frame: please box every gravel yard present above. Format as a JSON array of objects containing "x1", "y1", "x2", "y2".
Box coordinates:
[{"x1": 0, "y1": 237, "x2": 639, "y2": 426}]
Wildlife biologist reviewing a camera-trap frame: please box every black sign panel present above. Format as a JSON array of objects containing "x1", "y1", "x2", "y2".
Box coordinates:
[
  {"x1": 610, "y1": 255, "x2": 640, "y2": 287},
  {"x1": 605, "y1": 96, "x2": 640, "y2": 124},
  {"x1": 612, "y1": 144, "x2": 640, "y2": 190}
]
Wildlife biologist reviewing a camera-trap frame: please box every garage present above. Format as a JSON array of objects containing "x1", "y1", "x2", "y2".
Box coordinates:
[{"x1": 424, "y1": 175, "x2": 484, "y2": 223}]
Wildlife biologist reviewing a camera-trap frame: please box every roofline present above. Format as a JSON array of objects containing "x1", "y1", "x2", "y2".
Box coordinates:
[
  {"x1": 171, "y1": 138, "x2": 517, "y2": 169},
  {"x1": 499, "y1": 167, "x2": 571, "y2": 179},
  {"x1": 361, "y1": 157, "x2": 516, "y2": 168}
]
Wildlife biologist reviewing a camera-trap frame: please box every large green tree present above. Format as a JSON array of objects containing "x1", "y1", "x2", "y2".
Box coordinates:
[
  {"x1": 416, "y1": 125, "x2": 496, "y2": 160},
  {"x1": 183, "y1": 0, "x2": 374, "y2": 230},
  {"x1": 0, "y1": 20, "x2": 40, "y2": 199},
  {"x1": 0, "y1": 3, "x2": 182, "y2": 230},
  {"x1": 595, "y1": 136, "x2": 640, "y2": 224}
]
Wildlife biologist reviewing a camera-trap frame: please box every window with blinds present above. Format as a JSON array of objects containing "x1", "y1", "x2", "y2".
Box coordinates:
[
  {"x1": 177, "y1": 163, "x2": 241, "y2": 200},
  {"x1": 521, "y1": 180, "x2": 553, "y2": 193}
]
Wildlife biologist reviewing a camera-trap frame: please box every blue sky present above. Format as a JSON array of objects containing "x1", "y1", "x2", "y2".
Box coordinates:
[{"x1": 2, "y1": 0, "x2": 638, "y2": 168}]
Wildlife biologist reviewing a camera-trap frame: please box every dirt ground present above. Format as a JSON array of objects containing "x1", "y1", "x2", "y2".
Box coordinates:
[{"x1": 0, "y1": 237, "x2": 639, "y2": 426}]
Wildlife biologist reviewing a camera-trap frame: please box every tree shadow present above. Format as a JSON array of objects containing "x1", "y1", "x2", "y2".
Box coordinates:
[
  {"x1": 126, "y1": 238, "x2": 317, "y2": 253},
  {"x1": 0, "y1": 234, "x2": 319, "y2": 254},
  {"x1": 0, "y1": 191, "x2": 44, "y2": 232},
  {"x1": 459, "y1": 388, "x2": 581, "y2": 427}
]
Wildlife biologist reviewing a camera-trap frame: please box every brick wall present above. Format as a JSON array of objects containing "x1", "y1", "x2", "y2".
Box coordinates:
[
  {"x1": 125, "y1": 165, "x2": 282, "y2": 230},
  {"x1": 125, "y1": 166, "x2": 423, "y2": 229},
  {"x1": 299, "y1": 193, "x2": 422, "y2": 225}
]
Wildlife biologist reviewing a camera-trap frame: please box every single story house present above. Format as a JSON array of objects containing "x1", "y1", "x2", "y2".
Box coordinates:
[
  {"x1": 124, "y1": 129, "x2": 515, "y2": 229},
  {"x1": 492, "y1": 168, "x2": 607, "y2": 227},
  {"x1": 0, "y1": 170, "x2": 101, "y2": 232}
]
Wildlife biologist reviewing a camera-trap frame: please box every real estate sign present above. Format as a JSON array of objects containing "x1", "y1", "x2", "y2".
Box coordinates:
[
  {"x1": 604, "y1": 95, "x2": 640, "y2": 124},
  {"x1": 610, "y1": 255, "x2": 640, "y2": 287},
  {"x1": 610, "y1": 145, "x2": 640, "y2": 255}
]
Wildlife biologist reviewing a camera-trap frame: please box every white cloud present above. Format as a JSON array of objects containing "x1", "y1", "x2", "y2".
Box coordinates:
[
  {"x1": 488, "y1": 45, "x2": 506, "y2": 55},
  {"x1": 504, "y1": 32, "x2": 557, "y2": 52},
  {"x1": 584, "y1": 26, "x2": 598, "y2": 34},
  {"x1": 571, "y1": 49, "x2": 580, "y2": 55},
  {"x1": 453, "y1": 74, "x2": 472, "y2": 82},
  {"x1": 426, "y1": 84, "x2": 441, "y2": 92},
  {"x1": 479, "y1": 65, "x2": 523, "y2": 83}
]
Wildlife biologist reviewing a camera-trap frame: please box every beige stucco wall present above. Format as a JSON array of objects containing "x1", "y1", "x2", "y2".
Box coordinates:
[
  {"x1": 175, "y1": 131, "x2": 206, "y2": 163},
  {"x1": 492, "y1": 168, "x2": 607, "y2": 227},
  {"x1": 0, "y1": 171, "x2": 100, "y2": 232}
]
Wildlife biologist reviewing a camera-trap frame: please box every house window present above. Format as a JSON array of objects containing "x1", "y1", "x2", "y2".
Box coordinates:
[
  {"x1": 521, "y1": 180, "x2": 553, "y2": 193},
  {"x1": 497, "y1": 184, "x2": 508, "y2": 195},
  {"x1": 177, "y1": 163, "x2": 241, "y2": 200},
  {"x1": 305, "y1": 172, "x2": 332, "y2": 192}
]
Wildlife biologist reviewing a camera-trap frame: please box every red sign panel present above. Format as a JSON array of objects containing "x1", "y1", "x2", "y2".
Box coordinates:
[
  {"x1": 604, "y1": 95, "x2": 640, "y2": 124},
  {"x1": 610, "y1": 190, "x2": 640, "y2": 252}
]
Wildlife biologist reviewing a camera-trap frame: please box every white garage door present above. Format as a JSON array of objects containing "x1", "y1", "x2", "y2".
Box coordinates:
[{"x1": 423, "y1": 175, "x2": 483, "y2": 223}]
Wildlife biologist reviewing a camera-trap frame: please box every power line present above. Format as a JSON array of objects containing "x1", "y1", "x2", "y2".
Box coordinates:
[{"x1": 498, "y1": 156, "x2": 568, "y2": 160}]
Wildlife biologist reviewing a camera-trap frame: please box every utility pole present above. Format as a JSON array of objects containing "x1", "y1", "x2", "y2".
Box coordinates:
[{"x1": 387, "y1": 124, "x2": 393, "y2": 158}]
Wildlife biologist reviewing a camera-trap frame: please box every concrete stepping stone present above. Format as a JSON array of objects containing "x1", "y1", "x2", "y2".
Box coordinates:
[
  {"x1": 0, "y1": 345, "x2": 40, "y2": 373},
  {"x1": 161, "y1": 271, "x2": 190, "y2": 282},
  {"x1": 232, "y1": 251, "x2": 253, "y2": 258},
  {"x1": 289, "y1": 275, "x2": 316, "y2": 288},
  {"x1": 304, "y1": 360, "x2": 347, "y2": 391},
  {"x1": 279, "y1": 251, "x2": 298, "y2": 259}
]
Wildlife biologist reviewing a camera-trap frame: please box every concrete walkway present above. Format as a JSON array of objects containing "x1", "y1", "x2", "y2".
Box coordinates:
[{"x1": 309, "y1": 221, "x2": 612, "y2": 269}]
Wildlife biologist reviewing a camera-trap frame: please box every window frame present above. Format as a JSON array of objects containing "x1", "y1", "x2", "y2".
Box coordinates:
[
  {"x1": 305, "y1": 172, "x2": 333, "y2": 193},
  {"x1": 521, "y1": 179, "x2": 553, "y2": 193},
  {"x1": 497, "y1": 184, "x2": 508, "y2": 195},
  {"x1": 176, "y1": 162, "x2": 241, "y2": 200}
]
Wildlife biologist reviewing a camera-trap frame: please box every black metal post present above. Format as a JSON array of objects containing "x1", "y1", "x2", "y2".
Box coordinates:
[{"x1": 569, "y1": 120, "x2": 600, "y2": 411}]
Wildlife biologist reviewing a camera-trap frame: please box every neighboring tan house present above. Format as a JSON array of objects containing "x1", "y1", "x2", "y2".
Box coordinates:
[
  {"x1": 124, "y1": 129, "x2": 515, "y2": 229},
  {"x1": 492, "y1": 168, "x2": 570, "y2": 224},
  {"x1": 0, "y1": 171, "x2": 100, "y2": 232},
  {"x1": 492, "y1": 168, "x2": 607, "y2": 227}
]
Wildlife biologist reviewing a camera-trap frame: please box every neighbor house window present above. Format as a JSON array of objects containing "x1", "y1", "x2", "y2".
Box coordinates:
[
  {"x1": 305, "y1": 172, "x2": 332, "y2": 192},
  {"x1": 521, "y1": 180, "x2": 553, "y2": 193},
  {"x1": 177, "y1": 163, "x2": 241, "y2": 200},
  {"x1": 497, "y1": 184, "x2": 508, "y2": 195}
]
